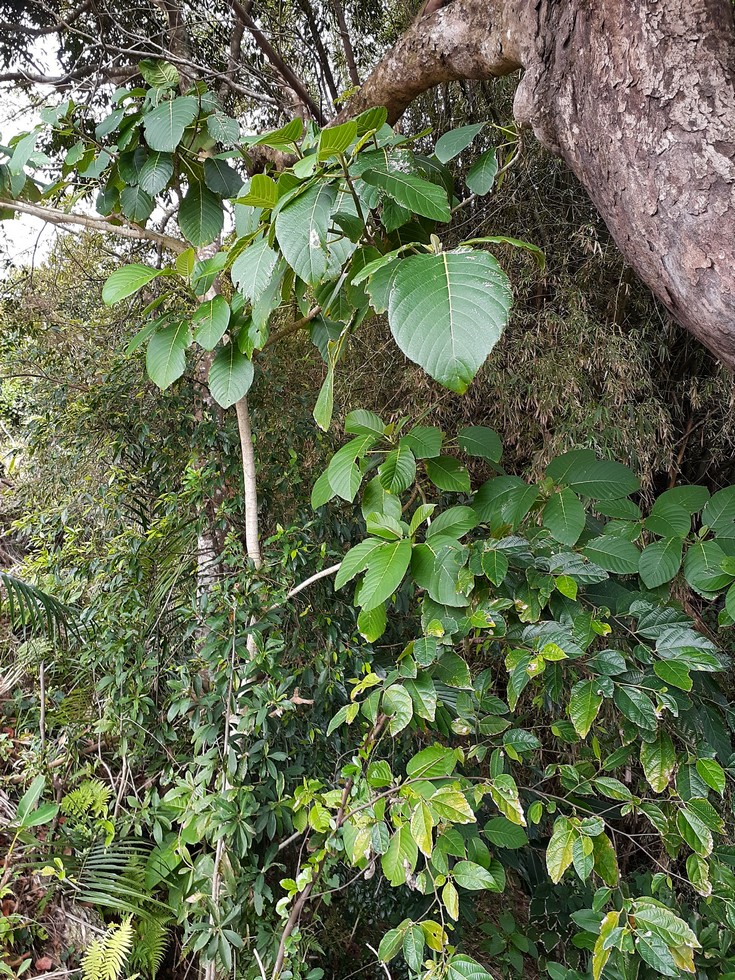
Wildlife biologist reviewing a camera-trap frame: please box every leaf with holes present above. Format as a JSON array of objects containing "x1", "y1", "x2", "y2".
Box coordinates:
[{"x1": 275, "y1": 181, "x2": 336, "y2": 284}]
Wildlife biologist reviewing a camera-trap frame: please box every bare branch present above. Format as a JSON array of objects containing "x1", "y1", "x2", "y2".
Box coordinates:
[
  {"x1": 294, "y1": 0, "x2": 340, "y2": 105},
  {"x1": 230, "y1": 0, "x2": 326, "y2": 124},
  {"x1": 0, "y1": 199, "x2": 187, "y2": 254},
  {"x1": 331, "y1": 0, "x2": 360, "y2": 88}
]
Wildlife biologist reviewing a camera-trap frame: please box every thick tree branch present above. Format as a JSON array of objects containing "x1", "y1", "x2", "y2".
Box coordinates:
[
  {"x1": 0, "y1": 199, "x2": 187, "y2": 254},
  {"x1": 340, "y1": 0, "x2": 521, "y2": 124},
  {"x1": 343, "y1": 0, "x2": 735, "y2": 368}
]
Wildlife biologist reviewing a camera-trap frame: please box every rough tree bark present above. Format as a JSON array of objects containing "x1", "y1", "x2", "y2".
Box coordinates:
[{"x1": 346, "y1": 0, "x2": 735, "y2": 368}]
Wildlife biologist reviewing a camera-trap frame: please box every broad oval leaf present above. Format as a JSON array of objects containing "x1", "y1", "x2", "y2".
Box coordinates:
[
  {"x1": 543, "y1": 487, "x2": 586, "y2": 546},
  {"x1": 388, "y1": 251, "x2": 512, "y2": 394},
  {"x1": 143, "y1": 95, "x2": 198, "y2": 152},
  {"x1": 179, "y1": 182, "x2": 224, "y2": 246},
  {"x1": 103, "y1": 264, "x2": 162, "y2": 305},
  {"x1": 275, "y1": 181, "x2": 336, "y2": 285},
  {"x1": 466, "y1": 148, "x2": 498, "y2": 196},
  {"x1": 208, "y1": 342, "x2": 254, "y2": 408},
  {"x1": 192, "y1": 295, "x2": 230, "y2": 350},
  {"x1": 639, "y1": 537, "x2": 683, "y2": 589},
  {"x1": 434, "y1": 122, "x2": 486, "y2": 163},
  {"x1": 231, "y1": 237, "x2": 279, "y2": 304},
  {"x1": 547, "y1": 449, "x2": 640, "y2": 500},
  {"x1": 357, "y1": 539, "x2": 412, "y2": 611},
  {"x1": 146, "y1": 319, "x2": 189, "y2": 389},
  {"x1": 361, "y1": 168, "x2": 451, "y2": 221},
  {"x1": 139, "y1": 151, "x2": 174, "y2": 196}
]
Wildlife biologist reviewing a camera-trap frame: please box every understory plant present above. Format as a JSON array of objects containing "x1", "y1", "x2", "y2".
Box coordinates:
[{"x1": 1, "y1": 59, "x2": 734, "y2": 980}]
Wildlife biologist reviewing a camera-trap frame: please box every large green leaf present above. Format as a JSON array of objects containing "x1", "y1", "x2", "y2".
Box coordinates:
[
  {"x1": 383, "y1": 685, "x2": 413, "y2": 735},
  {"x1": 446, "y1": 955, "x2": 494, "y2": 980},
  {"x1": 334, "y1": 538, "x2": 385, "y2": 589},
  {"x1": 275, "y1": 181, "x2": 336, "y2": 284},
  {"x1": 644, "y1": 499, "x2": 691, "y2": 538},
  {"x1": 139, "y1": 59, "x2": 180, "y2": 89},
  {"x1": 638, "y1": 537, "x2": 683, "y2": 589},
  {"x1": 120, "y1": 185, "x2": 154, "y2": 222},
  {"x1": 208, "y1": 342, "x2": 254, "y2": 408},
  {"x1": 179, "y1": 182, "x2": 224, "y2": 246},
  {"x1": 379, "y1": 445, "x2": 416, "y2": 494},
  {"x1": 568, "y1": 680, "x2": 603, "y2": 738},
  {"x1": 143, "y1": 96, "x2": 198, "y2": 152},
  {"x1": 138, "y1": 151, "x2": 174, "y2": 196},
  {"x1": 103, "y1": 264, "x2": 163, "y2": 305},
  {"x1": 434, "y1": 123, "x2": 486, "y2": 164},
  {"x1": 582, "y1": 535, "x2": 640, "y2": 574},
  {"x1": 317, "y1": 120, "x2": 357, "y2": 160},
  {"x1": 457, "y1": 425, "x2": 502, "y2": 462},
  {"x1": 547, "y1": 817, "x2": 576, "y2": 883},
  {"x1": 683, "y1": 540, "x2": 733, "y2": 594},
  {"x1": 146, "y1": 320, "x2": 188, "y2": 389},
  {"x1": 543, "y1": 488, "x2": 586, "y2": 546},
  {"x1": 358, "y1": 539, "x2": 412, "y2": 610},
  {"x1": 361, "y1": 168, "x2": 450, "y2": 221},
  {"x1": 327, "y1": 435, "x2": 375, "y2": 502},
  {"x1": 192, "y1": 295, "x2": 230, "y2": 350},
  {"x1": 381, "y1": 824, "x2": 417, "y2": 886},
  {"x1": 387, "y1": 251, "x2": 511, "y2": 393},
  {"x1": 466, "y1": 148, "x2": 498, "y2": 196},
  {"x1": 203, "y1": 157, "x2": 243, "y2": 198},
  {"x1": 425, "y1": 456, "x2": 471, "y2": 493},
  {"x1": 452, "y1": 860, "x2": 501, "y2": 891},
  {"x1": 547, "y1": 449, "x2": 640, "y2": 499},
  {"x1": 702, "y1": 486, "x2": 735, "y2": 532},
  {"x1": 231, "y1": 237, "x2": 279, "y2": 304},
  {"x1": 640, "y1": 730, "x2": 676, "y2": 793}
]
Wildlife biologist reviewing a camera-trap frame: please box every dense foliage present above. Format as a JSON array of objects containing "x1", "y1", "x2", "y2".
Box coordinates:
[{"x1": 1, "y1": 37, "x2": 735, "y2": 980}]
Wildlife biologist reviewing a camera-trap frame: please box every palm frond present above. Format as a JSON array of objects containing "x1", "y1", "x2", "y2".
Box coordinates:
[
  {"x1": 50, "y1": 840, "x2": 172, "y2": 920},
  {"x1": 0, "y1": 571, "x2": 82, "y2": 640}
]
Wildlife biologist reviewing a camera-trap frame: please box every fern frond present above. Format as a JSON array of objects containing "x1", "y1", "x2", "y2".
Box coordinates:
[
  {"x1": 133, "y1": 916, "x2": 170, "y2": 979},
  {"x1": 82, "y1": 917, "x2": 134, "y2": 980},
  {"x1": 105, "y1": 918, "x2": 134, "y2": 980},
  {"x1": 62, "y1": 779, "x2": 113, "y2": 819},
  {"x1": 82, "y1": 937, "x2": 107, "y2": 980}
]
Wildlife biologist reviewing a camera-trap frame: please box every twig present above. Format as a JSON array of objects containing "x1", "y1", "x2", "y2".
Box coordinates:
[
  {"x1": 366, "y1": 944, "x2": 391, "y2": 980},
  {"x1": 284, "y1": 563, "x2": 342, "y2": 602}
]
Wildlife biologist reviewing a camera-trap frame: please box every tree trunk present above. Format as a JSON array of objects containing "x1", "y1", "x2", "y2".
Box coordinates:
[{"x1": 348, "y1": 0, "x2": 735, "y2": 368}]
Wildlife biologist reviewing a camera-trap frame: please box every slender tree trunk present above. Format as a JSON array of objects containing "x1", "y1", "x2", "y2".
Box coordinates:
[{"x1": 346, "y1": 0, "x2": 735, "y2": 368}]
